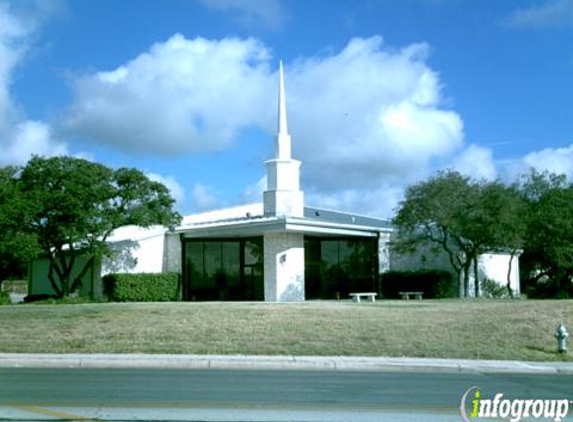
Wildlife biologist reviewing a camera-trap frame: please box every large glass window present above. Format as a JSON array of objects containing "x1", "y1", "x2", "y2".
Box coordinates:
[
  {"x1": 183, "y1": 238, "x2": 263, "y2": 301},
  {"x1": 304, "y1": 237, "x2": 378, "y2": 300}
]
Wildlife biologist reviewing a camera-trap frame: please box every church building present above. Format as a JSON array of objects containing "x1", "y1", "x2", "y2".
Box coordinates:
[
  {"x1": 169, "y1": 62, "x2": 392, "y2": 301},
  {"x1": 28, "y1": 63, "x2": 520, "y2": 301}
]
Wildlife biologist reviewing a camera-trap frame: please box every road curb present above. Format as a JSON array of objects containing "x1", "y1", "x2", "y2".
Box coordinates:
[{"x1": 0, "y1": 353, "x2": 572, "y2": 374}]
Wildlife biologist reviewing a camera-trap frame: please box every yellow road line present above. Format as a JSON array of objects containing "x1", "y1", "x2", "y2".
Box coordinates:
[
  {"x1": 9, "y1": 401, "x2": 458, "y2": 415},
  {"x1": 11, "y1": 404, "x2": 102, "y2": 421}
]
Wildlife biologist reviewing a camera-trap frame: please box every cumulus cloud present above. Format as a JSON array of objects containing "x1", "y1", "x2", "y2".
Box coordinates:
[
  {"x1": 242, "y1": 176, "x2": 266, "y2": 203},
  {"x1": 62, "y1": 35, "x2": 272, "y2": 155},
  {"x1": 1, "y1": 120, "x2": 67, "y2": 166},
  {"x1": 61, "y1": 34, "x2": 466, "y2": 217},
  {"x1": 306, "y1": 184, "x2": 407, "y2": 219},
  {"x1": 0, "y1": 1, "x2": 67, "y2": 165},
  {"x1": 286, "y1": 37, "x2": 463, "y2": 192},
  {"x1": 451, "y1": 144, "x2": 497, "y2": 180},
  {"x1": 146, "y1": 172, "x2": 186, "y2": 207},
  {"x1": 191, "y1": 183, "x2": 220, "y2": 211},
  {"x1": 507, "y1": 0, "x2": 573, "y2": 28},
  {"x1": 521, "y1": 144, "x2": 573, "y2": 177},
  {"x1": 199, "y1": 0, "x2": 286, "y2": 30},
  {"x1": 501, "y1": 144, "x2": 573, "y2": 180}
]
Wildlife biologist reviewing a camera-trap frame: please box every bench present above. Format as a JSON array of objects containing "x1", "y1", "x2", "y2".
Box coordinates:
[
  {"x1": 399, "y1": 291, "x2": 423, "y2": 300},
  {"x1": 349, "y1": 292, "x2": 378, "y2": 302}
]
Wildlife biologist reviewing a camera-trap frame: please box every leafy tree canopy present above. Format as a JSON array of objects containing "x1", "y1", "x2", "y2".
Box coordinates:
[
  {"x1": 519, "y1": 170, "x2": 573, "y2": 297},
  {"x1": 392, "y1": 170, "x2": 527, "y2": 298},
  {"x1": 0, "y1": 167, "x2": 38, "y2": 282},
  {"x1": 1, "y1": 156, "x2": 181, "y2": 297}
]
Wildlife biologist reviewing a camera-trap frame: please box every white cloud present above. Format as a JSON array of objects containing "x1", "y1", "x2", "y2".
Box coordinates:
[
  {"x1": 146, "y1": 172, "x2": 186, "y2": 207},
  {"x1": 191, "y1": 183, "x2": 220, "y2": 211},
  {"x1": 451, "y1": 144, "x2": 497, "y2": 180},
  {"x1": 62, "y1": 35, "x2": 272, "y2": 155},
  {"x1": 1, "y1": 120, "x2": 67, "y2": 166},
  {"x1": 522, "y1": 144, "x2": 573, "y2": 177},
  {"x1": 306, "y1": 184, "x2": 406, "y2": 219},
  {"x1": 287, "y1": 37, "x2": 464, "y2": 192},
  {"x1": 508, "y1": 144, "x2": 573, "y2": 179},
  {"x1": 242, "y1": 176, "x2": 266, "y2": 203},
  {"x1": 0, "y1": 1, "x2": 29, "y2": 129},
  {"x1": 62, "y1": 34, "x2": 465, "y2": 218},
  {"x1": 199, "y1": 0, "x2": 286, "y2": 30},
  {"x1": 0, "y1": 1, "x2": 68, "y2": 165},
  {"x1": 507, "y1": 0, "x2": 573, "y2": 28}
]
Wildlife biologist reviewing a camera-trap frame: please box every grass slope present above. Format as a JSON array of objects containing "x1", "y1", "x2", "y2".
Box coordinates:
[{"x1": 0, "y1": 300, "x2": 571, "y2": 361}]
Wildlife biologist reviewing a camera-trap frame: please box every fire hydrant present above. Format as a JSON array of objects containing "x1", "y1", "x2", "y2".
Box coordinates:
[{"x1": 555, "y1": 323, "x2": 569, "y2": 353}]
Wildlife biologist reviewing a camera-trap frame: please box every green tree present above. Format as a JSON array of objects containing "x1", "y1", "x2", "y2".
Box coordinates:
[
  {"x1": 392, "y1": 171, "x2": 478, "y2": 297},
  {"x1": 519, "y1": 170, "x2": 573, "y2": 298},
  {"x1": 6, "y1": 156, "x2": 181, "y2": 297},
  {"x1": 392, "y1": 171, "x2": 527, "y2": 298},
  {"x1": 0, "y1": 166, "x2": 38, "y2": 283},
  {"x1": 473, "y1": 182, "x2": 527, "y2": 297}
]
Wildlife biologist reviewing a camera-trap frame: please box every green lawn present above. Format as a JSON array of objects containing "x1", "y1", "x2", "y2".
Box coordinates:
[{"x1": 0, "y1": 300, "x2": 571, "y2": 361}]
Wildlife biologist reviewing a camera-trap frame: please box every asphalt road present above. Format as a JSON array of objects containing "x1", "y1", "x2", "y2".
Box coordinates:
[{"x1": 0, "y1": 368, "x2": 572, "y2": 421}]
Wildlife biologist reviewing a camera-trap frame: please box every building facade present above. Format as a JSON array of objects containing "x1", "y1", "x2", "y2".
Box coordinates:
[{"x1": 28, "y1": 63, "x2": 519, "y2": 300}]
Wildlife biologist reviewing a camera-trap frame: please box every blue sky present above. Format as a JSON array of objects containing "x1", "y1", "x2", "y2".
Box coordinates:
[{"x1": 1, "y1": 0, "x2": 572, "y2": 218}]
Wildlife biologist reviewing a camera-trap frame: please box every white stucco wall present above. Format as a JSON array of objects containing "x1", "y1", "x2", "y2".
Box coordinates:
[
  {"x1": 162, "y1": 233, "x2": 182, "y2": 273},
  {"x1": 263, "y1": 190, "x2": 304, "y2": 218},
  {"x1": 266, "y1": 159, "x2": 301, "y2": 191},
  {"x1": 263, "y1": 232, "x2": 305, "y2": 302},
  {"x1": 475, "y1": 252, "x2": 521, "y2": 297},
  {"x1": 378, "y1": 231, "x2": 392, "y2": 274},
  {"x1": 101, "y1": 225, "x2": 167, "y2": 275}
]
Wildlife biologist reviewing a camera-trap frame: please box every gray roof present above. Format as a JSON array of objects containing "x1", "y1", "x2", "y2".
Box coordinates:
[{"x1": 304, "y1": 206, "x2": 393, "y2": 230}]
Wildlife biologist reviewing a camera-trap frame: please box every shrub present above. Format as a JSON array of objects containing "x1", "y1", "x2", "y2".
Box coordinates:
[
  {"x1": 103, "y1": 272, "x2": 181, "y2": 302},
  {"x1": 0, "y1": 291, "x2": 11, "y2": 305},
  {"x1": 380, "y1": 269, "x2": 457, "y2": 299},
  {"x1": 24, "y1": 295, "x2": 102, "y2": 305},
  {"x1": 480, "y1": 277, "x2": 510, "y2": 299},
  {"x1": 1, "y1": 280, "x2": 27, "y2": 294},
  {"x1": 24, "y1": 294, "x2": 59, "y2": 303}
]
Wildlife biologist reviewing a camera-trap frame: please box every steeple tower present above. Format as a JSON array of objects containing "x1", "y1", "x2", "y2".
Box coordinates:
[
  {"x1": 263, "y1": 61, "x2": 304, "y2": 217},
  {"x1": 276, "y1": 61, "x2": 291, "y2": 159}
]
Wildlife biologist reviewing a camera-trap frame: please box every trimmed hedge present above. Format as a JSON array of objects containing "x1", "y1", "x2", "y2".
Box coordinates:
[
  {"x1": 380, "y1": 269, "x2": 457, "y2": 299},
  {"x1": 1, "y1": 280, "x2": 27, "y2": 294},
  {"x1": 103, "y1": 273, "x2": 181, "y2": 302},
  {"x1": 0, "y1": 291, "x2": 10, "y2": 305}
]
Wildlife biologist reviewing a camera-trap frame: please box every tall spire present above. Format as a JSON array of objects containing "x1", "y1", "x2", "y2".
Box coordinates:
[
  {"x1": 276, "y1": 60, "x2": 291, "y2": 160},
  {"x1": 278, "y1": 60, "x2": 288, "y2": 136},
  {"x1": 264, "y1": 59, "x2": 303, "y2": 218}
]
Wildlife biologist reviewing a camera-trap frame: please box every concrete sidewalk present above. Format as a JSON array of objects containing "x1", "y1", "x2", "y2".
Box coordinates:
[{"x1": 1, "y1": 353, "x2": 572, "y2": 374}]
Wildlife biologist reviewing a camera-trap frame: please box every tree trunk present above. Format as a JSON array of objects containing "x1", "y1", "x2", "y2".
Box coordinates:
[
  {"x1": 473, "y1": 255, "x2": 480, "y2": 298},
  {"x1": 456, "y1": 269, "x2": 464, "y2": 298},
  {"x1": 506, "y1": 251, "x2": 515, "y2": 298},
  {"x1": 71, "y1": 256, "x2": 95, "y2": 295},
  {"x1": 55, "y1": 249, "x2": 73, "y2": 297},
  {"x1": 558, "y1": 270, "x2": 572, "y2": 298},
  {"x1": 47, "y1": 261, "x2": 63, "y2": 297},
  {"x1": 463, "y1": 262, "x2": 470, "y2": 298}
]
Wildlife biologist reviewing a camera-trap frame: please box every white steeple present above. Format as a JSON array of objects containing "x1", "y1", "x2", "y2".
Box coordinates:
[
  {"x1": 263, "y1": 61, "x2": 304, "y2": 218},
  {"x1": 276, "y1": 60, "x2": 291, "y2": 159}
]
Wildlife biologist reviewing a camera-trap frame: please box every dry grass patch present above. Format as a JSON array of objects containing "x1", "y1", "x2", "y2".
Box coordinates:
[{"x1": 0, "y1": 300, "x2": 571, "y2": 361}]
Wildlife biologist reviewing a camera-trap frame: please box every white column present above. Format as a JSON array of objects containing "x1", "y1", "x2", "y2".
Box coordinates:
[{"x1": 264, "y1": 232, "x2": 305, "y2": 302}]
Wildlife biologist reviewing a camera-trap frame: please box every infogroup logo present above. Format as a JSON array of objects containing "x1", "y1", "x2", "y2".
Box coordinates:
[{"x1": 460, "y1": 386, "x2": 571, "y2": 422}]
